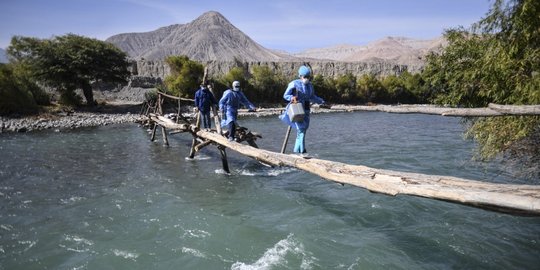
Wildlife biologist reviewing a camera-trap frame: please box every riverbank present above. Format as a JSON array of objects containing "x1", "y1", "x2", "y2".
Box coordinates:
[
  {"x1": 0, "y1": 103, "x2": 344, "y2": 133},
  {"x1": 0, "y1": 103, "x2": 452, "y2": 133},
  {"x1": 0, "y1": 102, "x2": 144, "y2": 133}
]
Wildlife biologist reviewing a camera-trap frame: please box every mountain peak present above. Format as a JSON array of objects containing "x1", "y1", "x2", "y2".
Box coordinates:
[
  {"x1": 198, "y1": 11, "x2": 226, "y2": 19},
  {"x1": 191, "y1": 11, "x2": 230, "y2": 27},
  {"x1": 106, "y1": 11, "x2": 291, "y2": 62}
]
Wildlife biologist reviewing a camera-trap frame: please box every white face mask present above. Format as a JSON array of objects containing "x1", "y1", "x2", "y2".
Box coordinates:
[{"x1": 301, "y1": 78, "x2": 310, "y2": 85}]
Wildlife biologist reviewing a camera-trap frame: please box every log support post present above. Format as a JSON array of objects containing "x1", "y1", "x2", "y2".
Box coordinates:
[
  {"x1": 218, "y1": 145, "x2": 230, "y2": 173},
  {"x1": 188, "y1": 135, "x2": 197, "y2": 159},
  {"x1": 150, "y1": 124, "x2": 157, "y2": 142},
  {"x1": 162, "y1": 126, "x2": 169, "y2": 146},
  {"x1": 188, "y1": 113, "x2": 201, "y2": 159},
  {"x1": 281, "y1": 126, "x2": 292, "y2": 153},
  {"x1": 212, "y1": 105, "x2": 222, "y2": 135}
]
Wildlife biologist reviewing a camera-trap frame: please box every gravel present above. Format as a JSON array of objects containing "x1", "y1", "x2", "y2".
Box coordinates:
[{"x1": 1, "y1": 112, "x2": 143, "y2": 133}]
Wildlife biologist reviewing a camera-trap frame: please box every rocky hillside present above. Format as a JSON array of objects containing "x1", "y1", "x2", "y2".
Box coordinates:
[
  {"x1": 294, "y1": 36, "x2": 446, "y2": 65},
  {"x1": 106, "y1": 11, "x2": 293, "y2": 62},
  {"x1": 131, "y1": 59, "x2": 415, "y2": 79}
]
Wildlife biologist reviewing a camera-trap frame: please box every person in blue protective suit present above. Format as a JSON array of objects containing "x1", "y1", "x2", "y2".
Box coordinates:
[
  {"x1": 194, "y1": 81, "x2": 218, "y2": 129},
  {"x1": 279, "y1": 65, "x2": 325, "y2": 155},
  {"x1": 219, "y1": 81, "x2": 257, "y2": 141}
]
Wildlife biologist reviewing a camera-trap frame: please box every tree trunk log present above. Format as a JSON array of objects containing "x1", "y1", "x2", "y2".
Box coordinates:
[
  {"x1": 328, "y1": 104, "x2": 540, "y2": 117},
  {"x1": 196, "y1": 131, "x2": 540, "y2": 215},
  {"x1": 488, "y1": 103, "x2": 540, "y2": 115}
]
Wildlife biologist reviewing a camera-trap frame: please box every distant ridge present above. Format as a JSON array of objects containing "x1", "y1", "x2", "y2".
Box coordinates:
[
  {"x1": 106, "y1": 11, "x2": 293, "y2": 62},
  {"x1": 294, "y1": 36, "x2": 446, "y2": 64}
]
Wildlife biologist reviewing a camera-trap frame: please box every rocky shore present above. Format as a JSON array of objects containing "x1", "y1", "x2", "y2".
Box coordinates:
[
  {"x1": 0, "y1": 103, "x2": 352, "y2": 134},
  {"x1": 0, "y1": 102, "x2": 146, "y2": 133},
  {"x1": 1, "y1": 112, "x2": 143, "y2": 133}
]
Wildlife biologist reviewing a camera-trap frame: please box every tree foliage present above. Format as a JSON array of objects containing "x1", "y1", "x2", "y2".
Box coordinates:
[
  {"x1": 422, "y1": 0, "x2": 540, "y2": 177},
  {"x1": 164, "y1": 55, "x2": 204, "y2": 98},
  {"x1": 221, "y1": 67, "x2": 247, "y2": 88},
  {"x1": 0, "y1": 63, "x2": 39, "y2": 115},
  {"x1": 357, "y1": 74, "x2": 387, "y2": 104},
  {"x1": 7, "y1": 34, "x2": 130, "y2": 106},
  {"x1": 334, "y1": 73, "x2": 357, "y2": 102},
  {"x1": 311, "y1": 75, "x2": 337, "y2": 103},
  {"x1": 248, "y1": 65, "x2": 286, "y2": 104}
]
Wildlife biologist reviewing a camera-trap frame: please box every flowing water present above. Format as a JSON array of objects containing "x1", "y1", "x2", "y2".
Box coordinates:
[{"x1": 0, "y1": 112, "x2": 538, "y2": 269}]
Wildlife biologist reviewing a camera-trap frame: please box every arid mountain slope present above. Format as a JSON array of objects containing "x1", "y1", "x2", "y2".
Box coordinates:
[
  {"x1": 106, "y1": 11, "x2": 291, "y2": 62},
  {"x1": 294, "y1": 36, "x2": 446, "y2": 64}
]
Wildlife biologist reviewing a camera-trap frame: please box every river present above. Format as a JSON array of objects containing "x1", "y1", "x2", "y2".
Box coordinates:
[{"x1": 0, "y1": 111, "x2": 538, "y2": 269}]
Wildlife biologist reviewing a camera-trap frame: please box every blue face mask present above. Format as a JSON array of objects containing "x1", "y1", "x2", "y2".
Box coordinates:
[{"x1": 233, "y1": 87, "x2": 240, "y2": 91}]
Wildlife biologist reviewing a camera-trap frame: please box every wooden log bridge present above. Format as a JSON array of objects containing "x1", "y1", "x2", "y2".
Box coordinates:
[{"x1": 147, "y1": 112, "x2": 540, "y2": 216}]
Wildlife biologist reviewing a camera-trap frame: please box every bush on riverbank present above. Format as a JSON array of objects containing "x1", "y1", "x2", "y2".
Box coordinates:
[{"x1": 0, "y1": 63, "x2": 49, "y2": 115}]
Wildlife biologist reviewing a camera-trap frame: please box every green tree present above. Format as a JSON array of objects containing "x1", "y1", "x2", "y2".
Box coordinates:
[
  {"x1": 400, "y1": 71, "x2": 427, "y2": 103},
  {"x1": 382, "y1": 74, "x2": 416, "y2": 104},
  {"x1": 7, "y1": 34, "x2": 130, "y2": 106},
  {"x1": 0, "y1": 63, "x2": 38, "y2": 115},
  {"x1": 164, "y1": 55, "x2": 204, "y2": 98},
  {"x1": 216, "y1": 66, "x2": 256, "y2": 100},
  {"x1": 311, "y1": 75, "x2": 337, "y2": 103},
  {"x1": 357, "y1": 74, "x2": 386, "y2": 104},
  {"x1": 222, "y1": 66, "x2": 247, "y2": 89},
  {"x1": 422, "y1": 30, "x2": 489, "y2": 107},
  {"x1": 422, "y1": 0, "x2": 540, "y2": 178},
  {"x1": 249, "y1": 65, "x2": 284, "y2": 103},
  {"x1": 334, "y1": 73, "x2": 357, "y2": 102}
]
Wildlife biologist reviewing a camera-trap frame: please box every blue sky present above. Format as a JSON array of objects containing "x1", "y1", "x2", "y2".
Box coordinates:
[{"x1": 0, "y1": 0, "x2": 493, "y2": 53}]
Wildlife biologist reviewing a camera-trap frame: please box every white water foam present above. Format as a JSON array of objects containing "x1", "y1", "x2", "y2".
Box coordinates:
[
  {"x1": 60, "y1": 234, "x2": 94, "y2": 253},
  {"x1": 63, "y1": 235, "x2": 94, "y2": 246},
  {"x1": 231, "y1": 234, "x2": 315, "y2": 270},
  {"x1": 183, "y1": 229, "x2": 211, "y2": 238},
  {"x1": 1, "y1": 224, "x2": 14, "y2": 231},
  {"x1": 112, "y1": 249, "x2": 139, "y2": 259},
  {"x1": 214, "y1": 169, "x2": 231, "y2": 175},
  {"x1": 181, "y1": 247, "x2": 207, "y2": 258},
  {"x1": 237, "y1": 167, "x2": 296, "y2": 177},
  {"x1": 19, "y1": 240, "x2": 37, "y2": 252},
  {"x1": 185, "y1": 155, "x2": 212, "y2": 161},
  {"x1": 60, "y1": 196, "x2": 85, "y2": 204}
]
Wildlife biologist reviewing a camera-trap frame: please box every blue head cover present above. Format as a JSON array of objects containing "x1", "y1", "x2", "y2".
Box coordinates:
[{"x1": 298, "y1": 65, "x2": 310, "y2": 77}]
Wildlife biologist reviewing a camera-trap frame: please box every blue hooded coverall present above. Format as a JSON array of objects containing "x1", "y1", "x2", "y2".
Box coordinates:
[
  {"x1": 279, "y1": 79, "x2": 325, "y2": 153},
  {"x1": 219, "y1": 89, "x2": 256, "y2": 140},
  {"x1": 194, "y1": 87, "x2": 217, "y2": 128}
]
